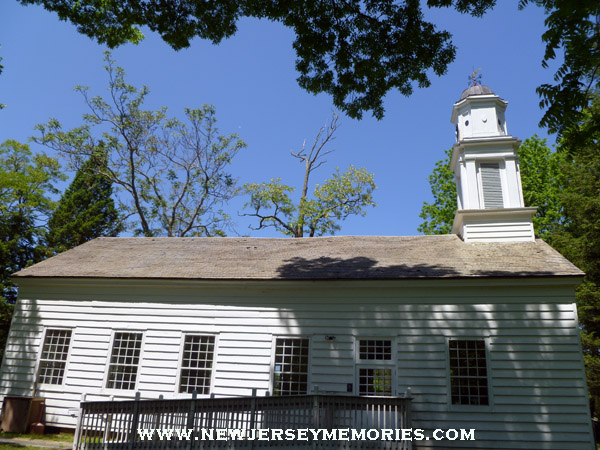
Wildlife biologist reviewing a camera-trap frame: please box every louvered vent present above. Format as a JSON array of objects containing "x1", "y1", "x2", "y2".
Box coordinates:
[{"x1": 480, "y1": 163, "x2": 504, "y2": 208}]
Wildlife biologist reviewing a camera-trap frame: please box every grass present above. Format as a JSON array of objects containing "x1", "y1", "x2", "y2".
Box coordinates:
[
  {"x1": 0, "y1": 445, "x2": 50, "y2": 450},
  {"x1": 0, "y1": 433, "x2": 73, "y2": 444}
]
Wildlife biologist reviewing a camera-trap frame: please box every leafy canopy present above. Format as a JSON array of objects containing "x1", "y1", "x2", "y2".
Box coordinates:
[
  {"x1": 0, "y1": 140, "x2": 65, "y2": 361},
  {"x1": 419, "y1": 128, "x2": 600, "y2": 411},
  {"x1": 418, "y1": 135, "x2": 563, "y2": 240},
  {"x1": 33, "y1": 52, "x2": 245, "y2": 237},
  {"x1": 245, "y1": 167, "x2": 376, "y2": 238},
  {"x1": 243, "y1": 114, "x2": 376, "y2": 237},
  {"x1": 16, "y1": 0, "x2": 501, "y2": 120},
  {"x1": 417, "y1": 147, "x2": 456, "y2": 235},
  {"x1": 11, "y1": 1, "x2": 600, "y2": 132},
  {"x1": 519, "y1": 0, "x2": 600, "y2": 135},
  {"x1": 549, "y1": 101, "x2": 600, "y2": 410}
]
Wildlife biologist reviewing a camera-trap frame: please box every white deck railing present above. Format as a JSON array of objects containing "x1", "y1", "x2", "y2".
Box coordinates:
[{"x1": 73, "y1": 392, "x2": 412, "y2": 450}]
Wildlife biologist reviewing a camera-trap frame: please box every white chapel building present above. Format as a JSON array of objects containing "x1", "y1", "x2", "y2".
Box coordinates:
[{"x1": 0, "y1": 86, "x2": 595, "y2": 449}]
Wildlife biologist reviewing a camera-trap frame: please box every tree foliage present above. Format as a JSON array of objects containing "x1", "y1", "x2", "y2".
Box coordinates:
[
  {"x1": 419, "y1": 127, "x2": 600, "y2": 413},
  {"x1": 243, "y1": 115, "x2": 376, "y2": 237},
  {"x1": 549, "y1": 102, "x2": 600, "y2": 408},
  {"x1": 417, "y1": 148, "x2": 456, "y2": 235},
  {"x1": 46, "y1": 149, "x2": 123, "y2": 252},
  {"x1": 33, "y1": 52, "x2": 245, "y2": 237},
  {"x1": 418, "y1": 135, "x2": 562, "y2": 240},
  {"x1": 516, "y1": 136, "x2": 565, "y2": 238},
  {"x1": 15, "y1": 0, "x2": 501, "y2": 120},
  {"x1": 12, "y1": 1, "x2": 600, "y2": 128},
  {"x1": 519, "y1": 1, "x2": 600, "y2": 135},
  {"x1": 0, "y1": 140, "x2": 64, "y2": 362}
]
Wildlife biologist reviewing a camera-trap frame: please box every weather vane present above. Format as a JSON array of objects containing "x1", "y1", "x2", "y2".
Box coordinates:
[{"x1": 468, "y1": 68, "x2": 482, "y2": 86}]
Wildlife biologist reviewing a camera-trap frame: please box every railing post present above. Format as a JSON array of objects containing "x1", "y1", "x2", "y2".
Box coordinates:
[
  {"x1": 102, "y1": 395, "x2": 114, "y2": 450},
  {"x1": 186, "y1": 391, "x2": 197, "y2": 450},
  {"x1": 250, "y1": 389, "x2": 257, "y2": 450},
  {"x1": 72, "y1": 393, "x2": 86, "y2": 450},
  {"x1": 404, "y1": 387, "x2": 412, "y2": 427},
  {"x1": 404, "y1": 388, "x2": 413, "y2": 450},
  {"x1": 128, "y1": 392, "x2": 141, "y2": 450},
  {"x1": 249, "y1": 388, "x2": 257, "y2": 430},
  {"x1": 312, "y1": 386, "x2": 320, "y2": 428},
  {"x1": 312, "y1": 387, "x2": 320, "y2": 450}
]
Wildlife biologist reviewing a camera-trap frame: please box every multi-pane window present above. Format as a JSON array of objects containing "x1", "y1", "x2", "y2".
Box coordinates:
[
  {"x1": 359, "y1": 339, "x2": 392, "y2": 360},
  {"x1": 359, "y1": 368, "x2": 392, "y2": 396},
  {"x1": 106, "y1": 332, "x2": 142, "y2": 390},
  {"x1": 273, "y1": 338, "x2": 309, "y2": 396},
  {"x1": 37, "y1": 329, "x2": 72, "y2": 385},
  {"x1": 179, "y1": 335, "x2": 215, "y2": 394},
  {"x1": 357, "y1": 339, "x2": 393, "y2": 396},
  {"x1": 449, "y1": 339, "x2": 489, "y2": 406}
]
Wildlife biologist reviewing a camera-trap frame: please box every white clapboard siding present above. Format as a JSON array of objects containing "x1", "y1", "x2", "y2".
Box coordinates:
[{"x1": 0, "y1": 279, "x2": 593, "y2": 450}]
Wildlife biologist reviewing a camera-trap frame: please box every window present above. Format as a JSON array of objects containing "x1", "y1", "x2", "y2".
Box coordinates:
[
  {"x1": 106, "y1": 332, "x2": 142, "y2": 390},
  {"x1": 357, "y1": 339, "x2": 393, "y2": 396},
  {"x1": 358, "y1": 368, "x2": 393, "y2": 396},
  {"x1": 479, "y1": 162, "x2": 504, "y2": 208},
  {"x1": 449, "y1": 339, "x2": 489, "y2": 406},
  {"x1": 359, "y1": 339, "x2": 392, "y2": 360},
  {"x1": 179, "y1": 335, "x2": 215, "y2": 394},
  {"x1": 273, "y1": 338, "x2": 309, "y2": 396},
  {"x1": 37, "y1": 329, "x2": 72, "y2": 385}
]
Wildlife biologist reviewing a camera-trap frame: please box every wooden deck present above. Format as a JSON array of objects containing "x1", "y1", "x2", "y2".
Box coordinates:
[{"x1": 73, "y1": 393, "x2": 412, "y2": 449}]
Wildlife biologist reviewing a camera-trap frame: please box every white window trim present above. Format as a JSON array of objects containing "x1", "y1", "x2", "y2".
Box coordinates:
[
  {"x1": 35, "y1": 327, "x2": 74, "y2": 388},
  {"x1": 102, "y1": 330, "x2": 145, "y2": 394},
  {"x1": 476, "y1": 160, "x2": 507, "y2": 209},
  {"x1": 269, "y1": 335, "x2": 312, "y2": 396},
  {"x1": 174, "y1": 333, "x2": 219, "y2": 398},
  {"x1": 446, "y1": 336, "x2": 494, "y2": 412},
  {"x1": 354, "y1": 337, "x2": 397, "y2": 396}
]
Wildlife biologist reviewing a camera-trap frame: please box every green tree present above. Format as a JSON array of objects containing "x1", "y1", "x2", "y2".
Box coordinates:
[
  {"x1": 418, "y1": 148, "x2": 456, "y2": 235},
  {"x1": 518, "y1": 1, "x2": 600, "y2": 135},
  {"x1": 517, "y1": 135, "x2": 565, "y2": 238},
  {"x1": 46, "y1": 149, "x2": 123, "y2": 252},
  {"x1": 33, "y1": 52, "x2": 245, "y2": 237},
  {"x1": 14, "y1": 0, "x2": 491, "y2": 120},
  {"x1": 13, "y1": 1, "x2": 599, "y2": 127},
  {"x1": 243, "y1": 114, "x2": 376, "y2": 237},
  {"x1": 419, "y1": 130, "x2": 600, "y2": 413},
  {"x1": 550, "y1": 102, "x2": 600, "y2": 412},
  {"x1": 0, "y1": 140, "x2": 65, "y2": 362},
  {"x1": 418, "y1": 135, "x2": 562, "y2": 240}
]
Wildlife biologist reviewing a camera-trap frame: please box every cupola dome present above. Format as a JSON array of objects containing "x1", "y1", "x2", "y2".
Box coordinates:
[{"x1": 459, "y1": 84, "x2": 495, "y2": 101}]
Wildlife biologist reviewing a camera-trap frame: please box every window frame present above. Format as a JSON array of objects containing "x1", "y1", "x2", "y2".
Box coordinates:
[
  {"x1": 175, "y1": 333, "x2": 218, "y2": 397},
  {"x1": 35, "y1": 327, "x2": 74, "y2": 387},
  {"x1": 446, "y1": 337, "x2": 493, "y2": 411},
  {"x1": 270, "y1": 336, "x2": 311, "y2": 396},
  {"x1": 103, "y1": 330, "x2": 145, "y2": 392},
  {"x1": 354, "y1": 337, "x2": 396, "y2": 397}
]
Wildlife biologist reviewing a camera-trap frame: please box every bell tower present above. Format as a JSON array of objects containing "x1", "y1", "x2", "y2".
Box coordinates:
[{"x1": 450, "y1": 84, "x2": 536, "y2": 242}]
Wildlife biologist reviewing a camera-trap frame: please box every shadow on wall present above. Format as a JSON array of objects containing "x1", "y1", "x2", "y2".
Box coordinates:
[
  {"x1": 272, "y1": 256, "x2": 581, "y2": 445},
  {"x1": 0, "y1": 298, "x2": 41, "y2": 397}
]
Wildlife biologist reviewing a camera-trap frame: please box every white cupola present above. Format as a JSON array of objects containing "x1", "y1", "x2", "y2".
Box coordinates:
[{"x1": 450, "y1": 84, "x2": 537, "y2": 242}]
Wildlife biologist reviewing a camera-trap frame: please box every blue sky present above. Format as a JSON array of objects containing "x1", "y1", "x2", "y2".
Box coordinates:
[{"x1": 0, "y1": 2, "x2": 557, "y2": 237}]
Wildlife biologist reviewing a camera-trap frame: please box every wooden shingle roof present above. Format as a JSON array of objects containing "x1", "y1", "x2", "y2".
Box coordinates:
[{"x1": 13, "y1": 235, "x2": 583, "y2": 280}]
